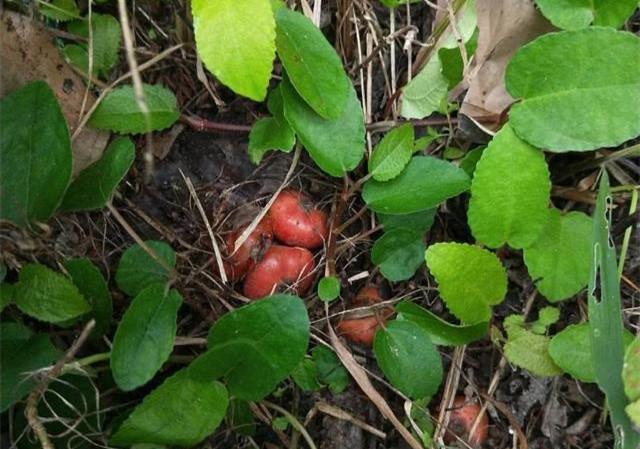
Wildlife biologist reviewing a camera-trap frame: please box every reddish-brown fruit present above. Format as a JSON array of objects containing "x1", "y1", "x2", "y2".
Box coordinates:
[
  {"x1": 443, "y1": 396, "x2": 489, "y2": 447},
  {"x1": 336, "y1": 286, "x2": 394, "y2": 346},
  {"x1": 220, "y1": 218, "x2": 273, "y2": 282},
  {"x1": 243, "y1": 245, "x2": 315, "y2": 299},
  {"x1": 268, "y1": 190, "x2": 328, "y2": 249}
]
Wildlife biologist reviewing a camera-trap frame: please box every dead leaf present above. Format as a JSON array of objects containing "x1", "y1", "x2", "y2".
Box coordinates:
[{"x1": 1, "y1": 11, "x2": 109, "y2": 176}]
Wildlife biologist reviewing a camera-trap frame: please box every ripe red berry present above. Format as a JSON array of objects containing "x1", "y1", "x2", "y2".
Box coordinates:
[
  {"x1": 336, "y1": 286, "x2": 393, "y2": 346},
  {"x1": 268, "y1": 190, "x2": 328, "y2": 249},
  {"x1": 443, "y1": 396, "x2": 489, "y2": 447},
  {"x1": 220, "y1": 218, "x2": 273, "y2": 282}
]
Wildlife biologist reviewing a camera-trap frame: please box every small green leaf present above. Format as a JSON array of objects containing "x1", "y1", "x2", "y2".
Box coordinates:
[
  {"x1": 379, "y1": 0, "x2": 421, "y2": 8},
  {"x1": 318, "y1": 276, "x2": 341, "y2": 302},
  {"x1": 272, "y1": 416, "x2": 289, "y2": 430},
  {"x1": 468, "y1": 124, "x2": 551, "y2": 249},
  {"x1": 312, "y1": 345, "x2": 349, "y2": 393},
  {"x1": 14, "y1": 264, "x2": 90, "y2": 323},
  {"x1": 425, "y1": 243, "x2": 507, "y2": 324},
  {"x1": 530, "y1": 306, "x2": 560, "y2": 334},
  {"x1": 438, "y1": 30, "x2": 478, "y2": 88},
  {"x1": 0, "y1": 81, "x2": 71, "y2": 228},
  {"x1": 506, "y1": 28, "x2": 640, "y2": 151},
  {"x1": 192, "y1": 0, "x2": 275, "y2": 101},
  {"x1": 400, "y1": 57, "x2": 449, "y2": 119},
  {"x1": 459, "y1": 146, "x2": 484, "y2": 177},
  {"x1": 65, "y1": 258, "x2": 113, "y2": 338},
  {"x1": 248, "y1": 117, "x2": 296, "y2": 164},
  {"x1": 62, "y1": 44, "x2": 92, "y2": 75},
  {"x1": 39, "y1": 0, "x2": 79, "y2": 21},
  {"x1": 227, "y1": 400, "x2": 256, "y2": 437},
  {"x1": 275, "y1": 8, "x2": 349, "y2": 119},
  {"x1": 111, "y1": 368, "x2": 228, "y2": 446},
  {"x1": 368, "y1": 124, "x2": 414, "y2": 181},
  {"x1": 378, "y1": 209, "x2": 437, "y2": 233},
  {"x1": 67, "y1": 14, "x2": 121, "y2": 77},
  {"x1": 374, "y1": 320, "x2": 443, "y2": 399},
  {"x1": 88, "y1": 84, "x2": 180, "y2": 134},
  {"x1": 362, "y1": 156, "x2": 470, "y2": 215},
  {"x1": 395, "y1": 301, "x2": 488, "y2": 347},
  {"x1": 371, "y1": 230, "x2": 425, "y2": 282},
  {"x1": 535, "y1": 0, "x2": 638, "y2": 30},
  {"x1": 523, "y1": 209, "x2": 592, "y2": 302},
  {"x1": 623, "y1": 336, "x2": 640, "y2": 401},
  {"x1": 115, "y1": 241, "x2": 176, "y2": 296},
  {"x1": 188, "y1": 295, "x2": 309, "y2": 400},
  {"x1": 61, "y1": 137, "x2": 135, "y2": 211},
  {"x1": 291, "y1": 358, "x2": 321, "y2": 391},
  {"x1": 281, "y1": 77, "x2": 365, "y2": 177},
  {"x1": 111, "y1": 284, "x2": 182, "y2": 391},
  {"x1": 626, "y1": 401, "x2": 640, "y2": 427},
  {"x1": 0, "y1": 322, "x2": 60, "y2": 412},
  {"x1": 504, "y1": 314, "x2": 562, "y2": 377}
]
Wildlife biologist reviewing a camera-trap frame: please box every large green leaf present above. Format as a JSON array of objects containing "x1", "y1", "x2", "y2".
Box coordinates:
[
  {"x1": 362, "y1": 156, "x2": 470, "y2": 214},
  {"x1": 368, "y1": 123, "x2": 414, "y2": 181},
  {"x1": 111, "y1": 284, "x2": 182, "y2": 391},
  {"x1": 0, "y1": 323, "x2": 60, "y2": 412},
  {"x1": 523, "y1": 209, "x2": 592, "y2": 302},
  {"x1": 374, "y1": 320, "x2": 442, "y2": 399},
  {"x1": 396, "y1": 301, "x2": 487, "y2": 347},
  {"x1": 371, "y1": 229, "x2": 425, "y2": 282},
  {"x1": 192, "y1": 0, "x2": 275, "y2": 101},
  {"x1": 378, "y1": 208, "x2": 437, "y2": 233},
  {"x1": 14, "y1": 264, "x2": 90, "y2": 323},
  {"x1": 0, "y1": 81, "x2": 71, "y2": 228},
  {"x1": 400, "y1": 57, "x2": 449, "y2": 120},
  {"x1": 506, "y1": 28, "x2": 640, "y2": 151},
  {"x1": 115, "y1": 241, "x2": 176, "y2": 296},
  {"x1": 188, "y1": 294, "x2": 309, "y2": 400},
  {"x1": 65, "y1": 258, "x2": 113, "y2": 338},
  {"x1": 111, "y1": 368, "x2": 228, "y2": 446},
  {"x1": 275, "y1": 8, "x2": 349, "y2": 119},
  {"x1": 425, "y1": 243, "x2": 506, "y2": 324},
  {"x1": 88, "y1": 84, "x2": 180, "y2": 134},
  {"x1": 281, "y1": 78, "x2": 365, "y2": 177},
  {"x1": 468, "y1": 124, "x2": 550, "y2": 249},
  {"x1": 67, "y1": 14, "x2": 121, "y2": 77},
  {"x1": 535, "y1": 0, "x2": 638, "y2": 30},
  {"x1": 504, "y1": 314, "x2": 562, "y2": 377},
  {"x1": 61, "y1": 137, "x2": 135, "y2": 211}
]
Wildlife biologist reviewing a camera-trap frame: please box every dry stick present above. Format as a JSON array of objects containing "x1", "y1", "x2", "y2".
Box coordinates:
[
  {"x1": 26, "y1": 320, "x2": 96, "y2": 449},
  {"x1": 314, "y1": 401, "x2": 387, "y2": 439},
  {"x1": 444, "y1": 0, "x2": 469, "y2": 78},
  {"x1": 433, "y1": 345, "x2": 467, "y2": 446},
  {"x1": 262, "y1": 401, "x2": 317, "y2": 449},
  {"x1": 179, "y1": 170, "x2": 228, "y2": 284}
]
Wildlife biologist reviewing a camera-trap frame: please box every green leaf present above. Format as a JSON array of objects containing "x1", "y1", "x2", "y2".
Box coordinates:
[
  {"x1": 506, "y1": 28, "x2": 640, "y2": 151},
  {"x1": 624, "y1": 336, "x2": 640, "y2": 401},
  {"x1": 523, "y1": 209, "x2": 592, "y2": 302},
  {"x1": 62, "y1": 44, "x2": 92, "y2": 75},
  {"x1": 14, "y1": 264, "x2": 90, "y2": 323},
  {"x1": 39, "y1": 0, "x2": 79, "y2": 21},
  {"x1": 0, "y1": 81, "x2": 71, "y2": 228},
  {"x1": 400, "y1": 56, "x2": 449, "y2": 119},
  {"x1": 425, "y1": 243, "x2": 507, "y2": 324},
  {"x1": 395, "y1": 301, "x2": 488, "y2": 347},
  {"x1": 0, "y1": 284, "x2": 14, "y2": 311},
  {"x1": 530, "y1": 306, "x2": 560, "y2": 334},
  {"x1": 0, "y1": 322, "x2": 60, "y2": 412},
  {"x1": 374, "y1": 320, "x2": 442, "y2": 399},
  {"x1": 111, "y1": 368, "x2": 228, "y2": 446},
  {"x1": 379, "y1": 0, "x2": 421, "y2": 8},
  {"x1": 626, "y1": 400, "x2": 640, "y2": 427},
  {"x1": 459, "y1": 146, "x2": 484, "y2": 177},
  {"x1": 192, "y1": 0, "x2": 275, "y2": 101},
  {"x1": 371, "y1": 229, "x2": 425, "y2": 282},
  {"x1": 378, "y1": 208, "x2": 437, "y2": 233},
  {"x1": 61, "y1": 137, "x2": 135, "y2": 211},
  {"x1": 468, "y1": 124, "x2": 550, "y2": 249},
  {"x1": 65, "y1": 258, "x2": 113, "y2": 338},
  {"x1": 227, "y1": 400, "x2": 256, "y2": 437},
  {"x1": 111, "y1": 284, "x2": 182, "y2": 391},
  {"x1": 248, "y1": 117, "x2": 296, "y2": 164},
  {"x1": 362, "y1": 156, "x2": 470, "y2": 214},
  {"x1": 504, "y1": 314, "x2": 562, "y2": 377},
  {"x1": 438, "y1": 29, "x2": 478, "y2": 88},
  {"x1": 115, "y1": 241, "x2": 176, "y2": 296},
  {"x1": 281, "y1": 77, "x2": 365, "y2": 177},
  {"x1": 189, "y1": 294, "x2": 309, "y2": 400},
  {"x1": 67, "y1": 14, "x2": 121, "y2": 77},
  {"x1": 275, "y1": 8, "x2": 349, "y2": 119},
  {"x1": 312, "y1": 345, "x2": 349, "y2": 394},
  {"x1": 88, "y1": 84, "x2": 180, "y2": 134},
  {"x1": 535, "y1": 0, "x2": 638, "y2": 30},
  {"x1": 291, "y1": 358, "x2": 321, "y2": 391},
  {"x1": 318, "y1": 276, "x2": 341, "y2": 302},
  {"x1": 368, "y1": 124, "x2": 414, "y2": 181}
]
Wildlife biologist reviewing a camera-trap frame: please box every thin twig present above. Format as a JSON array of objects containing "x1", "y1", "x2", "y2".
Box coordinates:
[{"x1": 262, "y1": 401, "x2": 317, "y2": 449}]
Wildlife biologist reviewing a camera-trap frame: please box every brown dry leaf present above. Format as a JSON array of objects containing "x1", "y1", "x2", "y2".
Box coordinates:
[
  {"x1": 1, "y1": 11, "x2": 109, "y2": 175},
  {"x1": 459, "y1": 0, "x2": 554, "y2": 131}
]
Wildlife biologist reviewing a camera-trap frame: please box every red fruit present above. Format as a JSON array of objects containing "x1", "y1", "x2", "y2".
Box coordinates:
[
  {"x1": 443, "y1": 396, "x2": 489, "y2": 447},
  {"x1": 336, "y1": 286, "x2": 394, "y2": 346},
  {"x1": 268, "y1": 190, "x2": 328, "y2": 249},
  {"x1": 243, "y1": 245, "x2": 316, "y2": 299},
  {"x1": 220, "y1": 218, "x2": 273, "y2": 282}
]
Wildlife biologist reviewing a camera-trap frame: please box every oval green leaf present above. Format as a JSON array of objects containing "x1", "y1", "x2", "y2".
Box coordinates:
[
  {"x1": 312, "y1": 345, "x2": 349, "y2": 393},
  {"x1": 504, "y1": 314, "x2": 562, "y2": 377},
  {"x1": 115, "y1": 241, "x2": 176, "y2": 296},
  {"x1": 506, "y1": 28, "x2": 640, "y2": 151},
  {"x1": 67, "y1": 14, "x2": 121, "y2": 77},
  {"x1": 192, "y1": 0, "x2": 275, "y2": 101},
  {"x1": 535, "y1": 0, "x2": 638, "y2": 30},
  {"x1": 248, "y1": 116, "x2": 296, "y2": 164},
  {"x1": 468, "y1": 124, "x2": 550, "y2": 249},
  {"x1": 111, "y1": 284, "x2": 182, "y2": 391},
  {"x1": 623, "y1": 336, "x2": 640, "y2": 400},
  {"x1": 0, "y1": 81, "x2": 71, "y2": 228},
  {"x1": 373, "y1": 320, "x2": 443, "y2": 399},
  {"x1": 368, "y1": 123, "x2": 414, "y2": 181},
  {"x1": 39, "y1": 0, "x2": 80, "y2": 21},
  {"x1": 362, "y1": 156, "x2": 470, "y2": 215},
  {"x1": 318, "y1": 276, "x2": 341, "y2": 302},
  {"x1": 371, "y1": 229, "x2": 425, "y2": 282}
]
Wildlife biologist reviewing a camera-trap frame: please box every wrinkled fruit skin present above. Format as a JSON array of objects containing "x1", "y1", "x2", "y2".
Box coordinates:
[
  {"x1": 443, "y1": 396, "x2": 489, "y2": 447},
  {"x1": 243, "y1": 245, "x2": 315, "y2": 299},
  {"x1": 268, "y1": 190, "x2": 328, "y2": 249},
  {"x1": 336, "y1": 286, "x2": 393, "y2": 346},
  {"x1": 221, "y1": 218, "x2": 273, "y2": 282}
]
